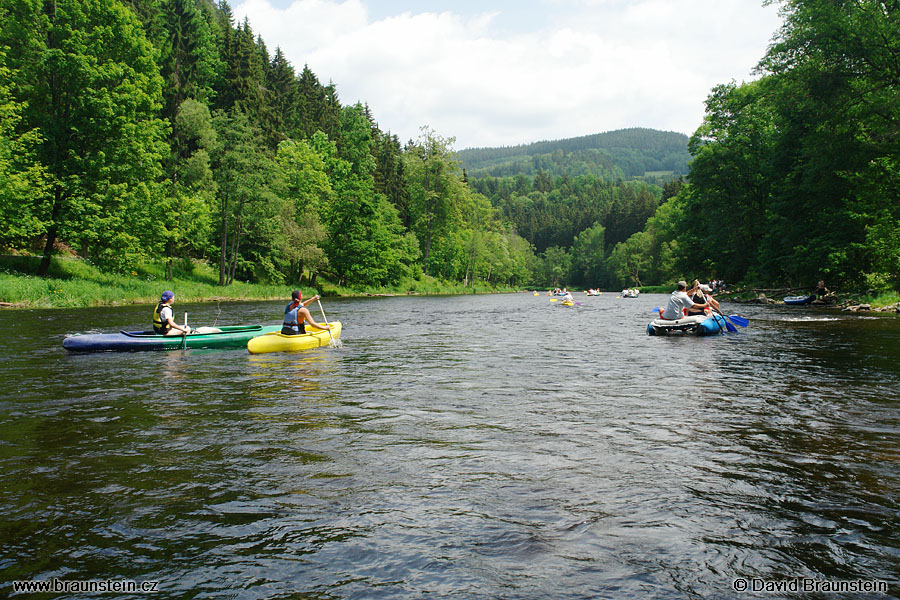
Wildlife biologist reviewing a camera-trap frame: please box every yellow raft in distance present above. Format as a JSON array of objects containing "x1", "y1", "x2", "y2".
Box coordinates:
[{"x1": 247, "y1": 321, "x2": 342, "y2": 354}]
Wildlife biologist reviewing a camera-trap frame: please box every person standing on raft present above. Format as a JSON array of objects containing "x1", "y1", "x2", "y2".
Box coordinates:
[{"x1": 282, "y1": 290, "x2": 332, "y2": 336}]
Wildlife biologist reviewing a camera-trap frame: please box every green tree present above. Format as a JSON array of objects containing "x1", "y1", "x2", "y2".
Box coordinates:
[
  {"x1": 320, "y1": 105, "x2": 417, "y2": 286},
  {"x1": 606, "y1": 231, "x2": 653, "y2": 288},
  {"x1": 404, "y1": 127, "x2": 469, "y2": 276},
  {"x1": 275, "y1": 136, "x2": 332, "y2": 283},
  {"x1": 536, "y1": 246, "x2": 572, "y2": 287},
  {"x1": 158, "y1": 0, "x2": 221, "y2": 125},
  {"x1": 0, "y1": 0, "x2": 168, "y2": 274},
  {"x1": 570, "y1": 222, "x2": 606, "y2": 286},
  {"x1": 0, "y1": 48, "x2": 48, "y2": 250},
  {"x1": 211, "y1": 107, "x2": 281, "y2": 285},
  {"x1": 159, "y1": 98, "x2": 217, "y2": 280}
]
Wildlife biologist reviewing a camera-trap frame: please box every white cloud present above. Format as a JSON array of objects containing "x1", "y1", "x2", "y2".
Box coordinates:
[{"x1": 232, "y1": 0, "x2": 781, "y2": 149}]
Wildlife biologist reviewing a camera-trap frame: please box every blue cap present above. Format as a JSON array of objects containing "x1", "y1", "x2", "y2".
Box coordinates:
[{"x1": 161, "y1": 290, "x2": 174, "y2": 302}]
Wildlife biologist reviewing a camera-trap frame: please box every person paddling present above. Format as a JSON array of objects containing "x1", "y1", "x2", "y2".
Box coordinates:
[
  {"x1": 686, "y1": 279, "x2": 720, "y2": 316},
  {"x1": 658, "y1": 280, "x2": 709, "y2": 320},
  {"x1": 282, "y1": 290, "x2": 332, "y2": 336},
  {"x1": 153, "y1": 290, "x2": 191, "y2": 336}
]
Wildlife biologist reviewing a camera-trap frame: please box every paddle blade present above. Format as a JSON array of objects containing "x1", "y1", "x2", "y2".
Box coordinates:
[
  {"x1": 550, "y1": 298, "x2": 558, "y2": 302},
  {"x1": 727, "y1": 315, "x2": 749, "y2": 327},
  {"x1": 724, "y1": 320, "x2": 737, "y2": 333}
]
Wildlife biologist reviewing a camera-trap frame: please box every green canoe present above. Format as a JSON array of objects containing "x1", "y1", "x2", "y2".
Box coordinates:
[{"x1": 63, "y1": 325, "x2": 281, "y2": 352}]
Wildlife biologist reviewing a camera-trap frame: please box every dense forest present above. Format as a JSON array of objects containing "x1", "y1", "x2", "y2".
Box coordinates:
[
  {"x1": 1, "y1": 0, "x2": 897, "y2": 293},
  {"x1": 0, "y1": 0, "x2": 536, "y2": 290}
]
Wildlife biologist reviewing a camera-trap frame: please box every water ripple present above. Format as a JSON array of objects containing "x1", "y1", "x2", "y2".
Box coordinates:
[{"x1": 1, "y1": 296, "x2": 899, "y2": 598}]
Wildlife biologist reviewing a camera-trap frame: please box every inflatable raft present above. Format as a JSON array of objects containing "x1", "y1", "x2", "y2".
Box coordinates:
[
  {"x1": 247, "y1": 322, "x2": 342, "y2": 354},
  {"x1": 63, "y1": 325, "x2": 281, "y2": 352},
  {"x1": 784, "y1": 295, "x2": 814, "y2": 305},
  {"x1": 647, "y1": 313, "x2": 727, "y2": 336}
]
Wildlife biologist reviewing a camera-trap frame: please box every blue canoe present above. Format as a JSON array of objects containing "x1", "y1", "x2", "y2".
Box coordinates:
[
  {"x1": 647, "y1": 314, "x2": 728, "y2": 336},
  {"x1": 784, "y1": 295, "x2": 814, "y2": 305},
  {"x1": 63, "y1": 325, "x2": 281, "y2": 352}
]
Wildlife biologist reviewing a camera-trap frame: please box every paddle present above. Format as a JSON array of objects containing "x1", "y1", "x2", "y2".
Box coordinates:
[
  {"x1": 712, "y1": 306, "x2": 737, "y2": 333},
  {"x1": 316, "y1": 297, "x2": 340, "y2": 348},
  {"x1": 726, "y1": 314, "x2": 749, "y2": 327},
  {"x1": 550, "y1": 298, "x2": 558, "y2": 302},
  {"x1": 181, "y1": 312, "x2": 188, "y2": 350},
  {"x1": 697, "y1": 292, "x2": 735, "y2": 333}
]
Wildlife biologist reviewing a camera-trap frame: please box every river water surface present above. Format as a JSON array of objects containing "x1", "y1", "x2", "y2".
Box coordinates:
[{"x1": 1, "y1": 293, "x2": 898, "y2": 598}]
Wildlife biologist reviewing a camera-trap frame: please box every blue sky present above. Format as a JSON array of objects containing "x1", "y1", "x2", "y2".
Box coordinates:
[{"x1": 232, "y1": 0, "x2": 783, "y2": 149}]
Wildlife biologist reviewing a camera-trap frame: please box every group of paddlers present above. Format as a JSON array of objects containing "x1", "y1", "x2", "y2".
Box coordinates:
[{"x1": 656, "y1": 279, "x2": 722, "y2": 321}]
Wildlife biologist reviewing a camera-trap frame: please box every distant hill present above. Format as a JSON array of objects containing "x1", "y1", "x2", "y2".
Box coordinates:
[{"x1": 456, "y1": 127, "x2": 691, "y2": 182}]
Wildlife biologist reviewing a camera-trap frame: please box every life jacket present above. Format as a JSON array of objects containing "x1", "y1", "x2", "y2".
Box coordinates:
[
  {"x1": 153, "y1": 302, "x2": 170, "y2": 334},
  {"x1": 283, "y1": 302, "x2": 301, "y2": 330}
]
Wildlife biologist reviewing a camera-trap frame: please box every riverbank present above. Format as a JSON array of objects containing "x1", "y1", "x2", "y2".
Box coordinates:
[
  {"x1": 0, "y1": 256, "x2": 519, "y2": 309},
  {"x1": 717, "y1": 286, "x2": 900, "y2": 311}
]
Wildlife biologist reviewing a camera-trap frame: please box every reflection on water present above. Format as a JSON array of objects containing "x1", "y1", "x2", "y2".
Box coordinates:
[{"x1": 0, "y1": 296, "x2": 898, "y2": 598}]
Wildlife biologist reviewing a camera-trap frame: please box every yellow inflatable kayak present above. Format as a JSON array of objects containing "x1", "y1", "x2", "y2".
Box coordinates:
[{"x1": 247, "y1": 322, "x2": 342, "y2": 354}]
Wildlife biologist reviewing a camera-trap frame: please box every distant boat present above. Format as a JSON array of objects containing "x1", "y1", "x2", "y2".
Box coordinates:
[{"x1": 783, "y1": 295, "x2": 814, "y2": 305}]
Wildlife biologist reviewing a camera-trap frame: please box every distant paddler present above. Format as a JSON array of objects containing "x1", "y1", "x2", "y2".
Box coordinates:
[
  {"x1": 152, "y1": 290, "x2": 191, "y2": 336},
  {"x1": 282, "y1": 290, "x2": 334, "y2": 336}
]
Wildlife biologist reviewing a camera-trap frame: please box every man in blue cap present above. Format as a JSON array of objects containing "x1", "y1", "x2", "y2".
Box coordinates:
[{"x1": 153, "y1": 290, "x2": 191, "y2": 335}]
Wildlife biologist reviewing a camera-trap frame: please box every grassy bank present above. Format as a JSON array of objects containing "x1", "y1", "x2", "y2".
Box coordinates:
[{"x1": 0, "y1": 256, "x2": 520, "y2": 309}]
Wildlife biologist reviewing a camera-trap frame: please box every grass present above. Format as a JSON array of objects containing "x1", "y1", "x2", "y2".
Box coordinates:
[
  {"x1": 319, "y1": 275, "x2": 518, "y2": 297},
  {"x1": 856, "y1": 290, "x2": 900, "y2": 307},
  {"x1": 0, "y1": 255, "x2": 523, "y2": 309},
  {"x1": 0, "y1": 256, "x2": 292, "y2": 308}
]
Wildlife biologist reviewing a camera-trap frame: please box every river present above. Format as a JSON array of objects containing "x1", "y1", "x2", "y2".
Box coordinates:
[{"x1": 1, "y1": 293, "x2": 898, "y2": 598}]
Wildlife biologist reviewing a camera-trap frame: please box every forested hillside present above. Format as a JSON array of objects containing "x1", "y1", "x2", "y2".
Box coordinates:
[
  {"x1": 0, "y1": 0, "x2": 534, "y2": 290},
  {"x1": 457, "y1": 128, "x2": 691, "y2": 182},
  {"x1": 1, "y1": 0, "x2": 896, "y2": 294}
]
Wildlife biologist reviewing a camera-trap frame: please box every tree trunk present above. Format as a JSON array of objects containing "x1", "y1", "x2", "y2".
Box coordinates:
[
  {"x1": 166, "y1": 240, "x2": 174, "y2": 281},
  {"x1": 227, "y1": 216, "x2": 242, "y2": 286},
  {"x1": 38, "y1": 188, "x2": 65, "y2": 277},
  {"x1": 218, "y1": 192, "x2": 229, "y2": 286}
]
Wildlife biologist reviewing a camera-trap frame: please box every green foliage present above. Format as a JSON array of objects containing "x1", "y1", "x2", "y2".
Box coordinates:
[
  {"x1": 0, "y1": 48, "x2": 48, "y2": 250},
  {"x1": 321, "y1": 104, "x2": 417, "y2": 286},
  {"x1": 457, "y1": 128, "x2": 690, "y2": 181},
  {"x1": 11, "y1": 0, "x2": 894, "y2": 296},
  {"x1": 533, "y1": 246, "x2": 572, "y2": 287},
  {"x1": 658, "y1": 0, "x2": 900, "y2": 290},
  {"x1": 606, "y1": 231, "x2": 653, "y2": 288},
  {"x1": 570, "y1": 222, "x2": 606, "y2": 285},
  {"x1": 1, "y1": 0, "x2": 168, "y2": 273}
]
